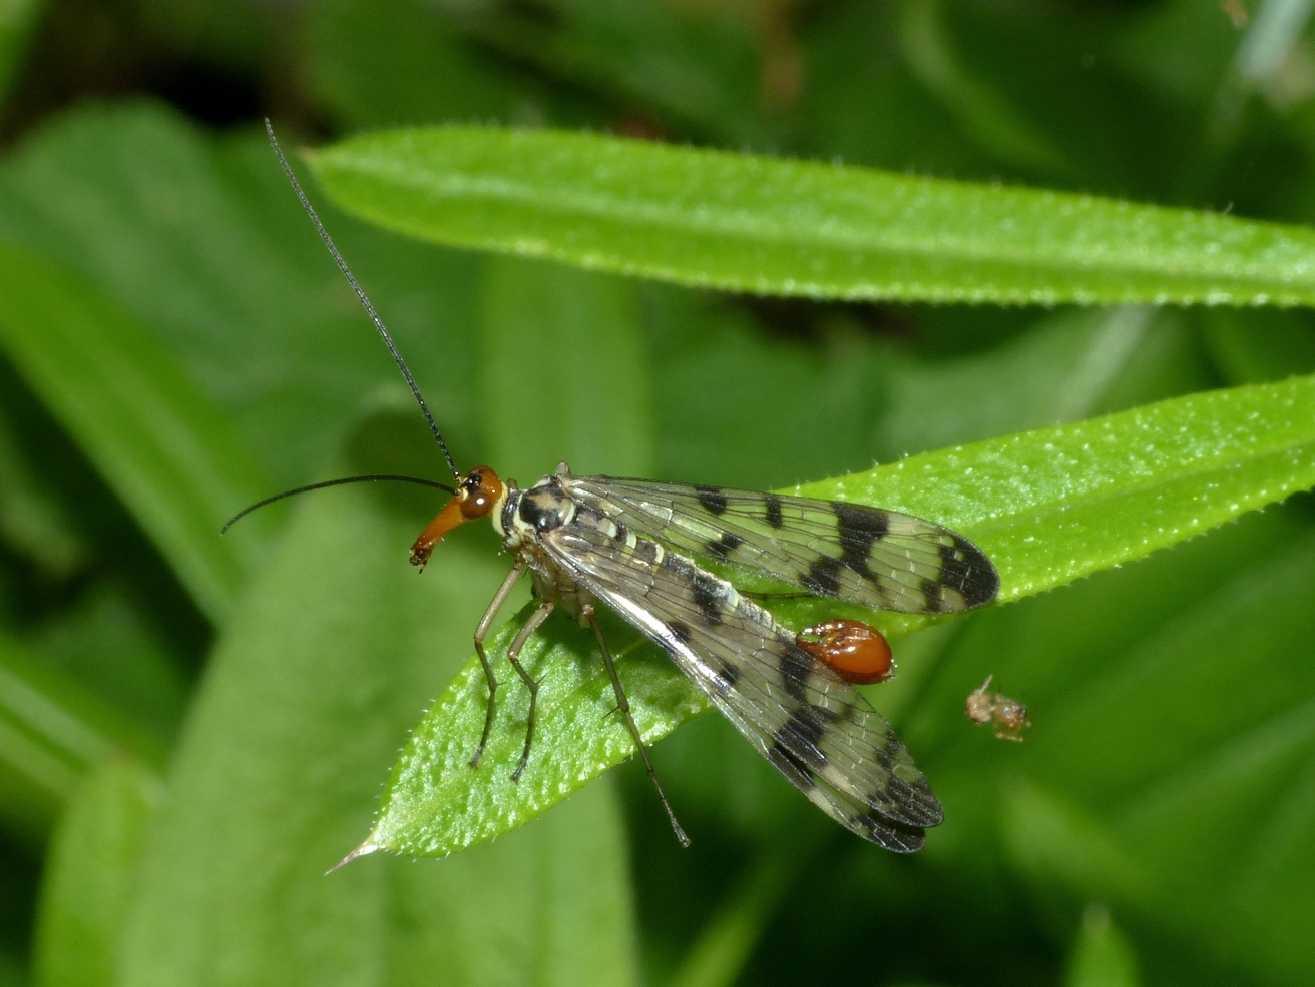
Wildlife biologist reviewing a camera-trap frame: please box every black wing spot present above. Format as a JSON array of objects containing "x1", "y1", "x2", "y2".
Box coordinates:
[
  {"x1": 780, "y1": 706, "x2": 827, "y2": 759},
  {"x1": 868, "y1": 743, "x2": 942, "y2": 827},
  {"x1": 779, "y1": 644, "x2": 815, "y2": 702},
  {"x1": 691, "y1": 571, "x2": 724, "y2": 626},
  {"x1": 801, "y1": 557, "x2": 843, "y2": 597},
  {"x1": 767, "y1": 742, "x2": 813, "y2": 789},
  {"x1": 667, "y1": 619, "x2": 693, "y2": 645},
  {"x1": 665, "y1": 555, "x2": 695, "y2": 579},
  {"x1": 764, "y1": 494, "x2": 784, "y2": 529},
  {"x1": 834, "y1": 502, "x2": 887, "y2": 578},
  {"x1": 715, "y1": 661, "x2": 740, "y2": 694},
  {"x1": 634, "y1": 540, "x2": 661, "y2": 564},
  {"x1": 920, "y1": 578, "x2": 946, "y2": 613},
  {"x1": 705, "y1": 531, "x2": 743, "y2": 561},
  {"x1": 940, "y1": 537, "x2": 999, "y2": 607},
  {"x1": 768, "y1": 705, "x2": 827, "y2": 786},
  {"x1": 876, "y1": 733, "x2": 901, "y2": 772},
  {"x1": 695, "y1": 485, "x2": 729, "y2": 515},
  {"x1": 851, "y1": 812, "x2": 926, "y2": 853}
]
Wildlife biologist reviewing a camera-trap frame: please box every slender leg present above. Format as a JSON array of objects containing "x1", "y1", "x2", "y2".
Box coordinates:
[
  {"x1": 470, "y1": 560, "x2": 526, "y2": 768},
  {"x1": 584, "y1": 604, "x2": 691, "y2": 848},
  {"x1": 505, "y1": 600, "x2": 555, "y2": 782}
]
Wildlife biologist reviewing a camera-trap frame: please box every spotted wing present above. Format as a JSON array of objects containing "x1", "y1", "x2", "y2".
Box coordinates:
[
  {"x1": 539, "y1": 521, "x2": 942, "y2": 852},
  {"x1": 564, "y1": 475, "x2": 998, "y2": 615}
]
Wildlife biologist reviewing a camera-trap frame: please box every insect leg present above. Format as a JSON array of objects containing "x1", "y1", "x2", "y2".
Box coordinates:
[
  {"x1": 583, "y1": 604, "x2": 692, "y2": 848},
  {"x1": 505, "y1": 600, "x2": 555, "y2": 782},
  {"x1": 470, "y1": 560, "x2": 527, "y2": 768}
]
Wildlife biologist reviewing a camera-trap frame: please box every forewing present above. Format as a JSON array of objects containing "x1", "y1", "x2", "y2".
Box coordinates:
[
  {"x1": 564, "y1": 475, "x2": 998, "y2": 615},
  {"x1": 539, "y1": 522, "x2": 942, "y2": 851}
]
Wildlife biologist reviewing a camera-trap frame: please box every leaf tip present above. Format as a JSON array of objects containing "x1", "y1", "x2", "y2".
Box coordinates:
[{"x1": 326, "y1": 838, "x2": 380, "y2": 875}]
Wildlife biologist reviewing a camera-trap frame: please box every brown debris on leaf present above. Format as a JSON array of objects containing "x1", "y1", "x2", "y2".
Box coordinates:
[{"x1": 965, "y1": 675, "x2": 1031, "y2": 742}]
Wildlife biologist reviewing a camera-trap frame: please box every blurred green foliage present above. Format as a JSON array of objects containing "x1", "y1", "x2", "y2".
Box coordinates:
[{"x1": 0, "y1": 2, "x2": 1314, "y2": 986}]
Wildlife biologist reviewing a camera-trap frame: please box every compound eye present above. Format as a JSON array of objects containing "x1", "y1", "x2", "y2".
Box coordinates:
[{"x1": 459, "y1": 465, "x2": 503, "y2": 520}]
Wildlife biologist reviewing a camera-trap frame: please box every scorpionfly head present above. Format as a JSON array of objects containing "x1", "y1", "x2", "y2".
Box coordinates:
[{"x1": 409, "y1": 465, "x2": 504, "y2": 568}]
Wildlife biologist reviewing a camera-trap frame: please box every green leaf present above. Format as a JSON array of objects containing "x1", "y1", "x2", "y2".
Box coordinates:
[
  {"x1": 997, "y1": 772, "x2": 1299, "y2": 985},
  {"x1": 479, "y1": 257, "x2": 654, "y2": 480},
  {"x1": 1202, "y1": 308, "x2": 1315, "y2": 384},
  {"x1": 365, "y1": 370, "x2": 1315, "y2": 860},
  {"x1": 0, "y1": 242, "x2": 272, "y2": 623},
  {"x1": 0, "y1": 0, "x2": 40, "y2": 105},
  {"x1": 26, "y1": 582, "x2": 188, "y2": 741},
  {"x1": 33, "y1": 758, "x2": 158, "y2": 987},
  {"x1": 923, "y1": 505, "x2": 1315, "y2": 985},
  {"x1": 311, "y1": 126, "x2": 1315, "y2": 305},
  {"x1": 118, "y1": 475, "x2": 639, "y2": 987},
  {"x1": 0, "y1": 632, "x2": 164, "y2": 841},
  {"x1": 305, "y1": 0, "x2": 542, "y2": 130},
  {"x1": 1065, "y1": 906, "x2": 1141, "y2": 987},
  {"x1": 0, "y1": 104, "x2": 486, "y2": 493},
  {"x1": 797, "y1": 7, "x2": 973, "y2": 177},
  {"x1": 790, "y1": 371, "x2": 1315, "y2": 633},
  {"x1": 898, "y1": 1, "x2": 1067, "y2": 175},
  {"x1": 119, "y1": 255, "x2": 649, "y2": 987},
  {"x1": 668, "y1": 839, "x2": 818, "y2": 987},
  {"x1": 470, "y1": 1, "x2": 766, "y2": 144},
  {"x1": 0, "y1": 395, "x2": 85, "y2": 579}
]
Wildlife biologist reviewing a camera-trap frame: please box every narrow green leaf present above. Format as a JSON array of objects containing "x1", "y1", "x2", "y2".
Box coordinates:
[
  {"x1": 917, "y1": 505, "x2": 1315, "y2": 986},
  {"x1": 1209, "y1": 0, "x2": 1315, "y2": 149},
  {"x1": 0, "y1": 632, "x2": 164, "y2": 841},
  {"x1": 33, "y1": 758, "x2": 159, "y2": 987},
  {"x1": 1064, "y1": 906, "x2": 1141, "y2": 987},
  {"x1": 899, "y1": 0, "x2": 1067, "y2": 174},
  {"x1": 792, "y1": 371, "x2": 1315, "y2": 633},
  {"x1": 306, "y1": 0, "x2": 540, "y2": 129},
  {"x1": 0, "y1": 399, "x2": 85, "y2": 578},
  {"x1": 0, "y1": 0, "x2": 40, "y2": 104},
  {"x1": 999, "y1": 775, "x2": 1298, "y2": 985},
  {"x1": 311, "y1": 126, "x2": 1315, "y2": 305},
  {"x1": 119, "y1": 481, "x2": 638, "y2": 987},
  {"x1": 472, "y1": 2, "x2": 766, "y2": 144},
  {"x1": 1000, "y1": 781, "x2": 1152, "y2": 917},
  {"x1": 668, "y1": 840, "x2": 818, "y2": 987},
  {"x1": 479, "y1": 257, "x2": 654, "y2": 480},
  {"x1": 0, "y1": 242, "x2": 272, "y2": 622},
  {"x1": 0, "y1": 104, "x2": 487, "y2": 493},
  {"x1": 120, "y1": 257, "x2": 649, "y2": 986},
  {"x1": 1202, "y1": 309, "x2": 1315, "y2": 384},
  {"x1": 367, "y1": 371, "x2": 1315, "y2": 859},
  {"x1": 29, "y1": 582, "x2": 189, "y2": 741}
]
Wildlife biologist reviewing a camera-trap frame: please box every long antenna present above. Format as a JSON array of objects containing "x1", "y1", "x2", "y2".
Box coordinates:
[
  {"x1": 264, "y1": 118, "x2": 461, "y2": 480},
  {"x1": 221, "y1": 473, "x2": 456, "y2": 534}
]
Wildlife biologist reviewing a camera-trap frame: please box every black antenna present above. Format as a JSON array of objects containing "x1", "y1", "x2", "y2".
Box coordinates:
[
  {"x1": 264, "y1": 118, "x2": 462, "y2": 480},
  {"x1": 221, "y1": 473, "x2": 456, "y2": 534}
]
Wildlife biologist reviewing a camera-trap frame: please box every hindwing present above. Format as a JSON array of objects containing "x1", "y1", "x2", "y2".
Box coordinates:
[{"x1": 539, "y1": 519, "x2": 942, "y2": 852}]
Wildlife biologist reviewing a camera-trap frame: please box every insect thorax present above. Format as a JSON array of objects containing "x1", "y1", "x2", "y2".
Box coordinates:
[
  {"x1": 498, "y1": 475, "x2": 574, "y2": 545},
  {"x1": 497, "y1": 473, "x2": 593, "y2": 619}
]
